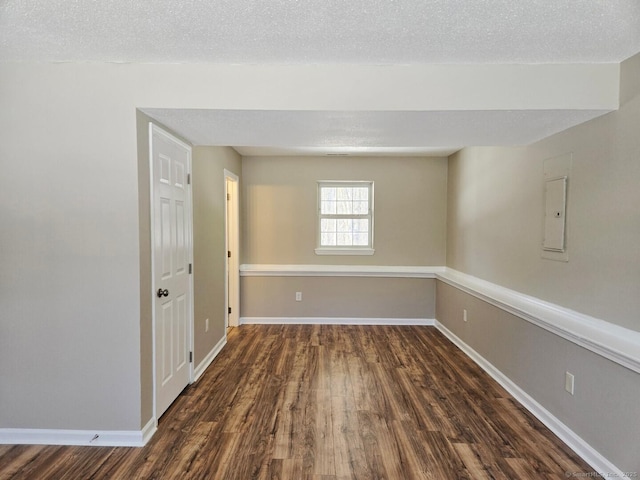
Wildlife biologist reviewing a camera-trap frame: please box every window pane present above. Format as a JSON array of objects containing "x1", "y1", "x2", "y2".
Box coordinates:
[
  {"x1": 321, "y1": 200, "x2": 336, "y2": 214},
  {"x1": 353, "y1": 219, "x2": 368, "y2": 232},
  {"x1": 336, "y1": 200, "x2": 352, "y2": 214},
  {"x1": 353, "y1": 233, "x2": 368, "y2": 245},
  {"x1": 352, "y1": 201, "x2": 368, "y2": 214},
  {"x1": 321, "y1": 233, "x2": 336, "y2": 246},
  {"x1": 337, "y1": 233, "x2": 352, "y2": 245},
  {"x1": 336, "y1": 188, "x2": 353, "y2": 201},
  {"x1": 321, "y1": 218, "x2": 336, "y2": 232},
  {"x1": 321, "y1": 187, "x2": 336, "y2": 201},
  {"x1": 353, "y1": 187, "x2": 369, "y2": 200},
  {"x1": 337, "y1": 218, "x2": 352, "y2": 232}
]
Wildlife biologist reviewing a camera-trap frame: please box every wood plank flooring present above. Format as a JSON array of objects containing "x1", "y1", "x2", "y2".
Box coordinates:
[{"x1": 0, "y1": 325, "x2": 594, "y2": 479}]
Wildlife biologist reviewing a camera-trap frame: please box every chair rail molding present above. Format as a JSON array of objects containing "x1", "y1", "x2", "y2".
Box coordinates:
[
  {"x1": 240, "y1": 264, "x2": 640, "y2": 373},
  {"x1": 239, "y1": 264, "x2": 445, "y2": 278},
  {"x1": 436, "y1": 268, "x2": 640, "y2": 374}
]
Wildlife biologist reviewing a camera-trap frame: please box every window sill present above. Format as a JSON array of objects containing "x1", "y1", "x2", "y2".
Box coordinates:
[{"x1": 315, "y1": 248, "x2": 375, "y2": 256}]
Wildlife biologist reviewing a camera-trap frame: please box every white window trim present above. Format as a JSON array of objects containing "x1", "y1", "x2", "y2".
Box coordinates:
[
  {"x1": 315, "y1": 180, "x2": 375, "y2": 256},
  {"x1": 315, "y1": 247, "x2": 375, "y2": 256}
]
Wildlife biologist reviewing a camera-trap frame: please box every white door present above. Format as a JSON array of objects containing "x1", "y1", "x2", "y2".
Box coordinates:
[
  {"x1": 225, "y1": 171, "x2": 240, "y2": 328},
  {"x1": 150, "y1": 124, "x2": 193, "y2": 419}
]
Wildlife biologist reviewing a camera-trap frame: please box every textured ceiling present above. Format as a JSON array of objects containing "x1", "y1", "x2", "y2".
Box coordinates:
[
  {"x1": 142, "y1": 108, "x2": 610, "y2": 156},
  {"x1": 1, "y1": 0, "x2": 639, "y2": 64},
  {"x1": 2, "y1": 1, "x2": 639, "y2": 155}
]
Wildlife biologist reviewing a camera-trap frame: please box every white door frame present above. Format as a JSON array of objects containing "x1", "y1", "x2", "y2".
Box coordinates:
[
  {"x1": 224, "y1": 169, "x2": 240, "y2": 328},
  {"x1": 149, "y1": 123, "x2": 195, "y2": 423}
]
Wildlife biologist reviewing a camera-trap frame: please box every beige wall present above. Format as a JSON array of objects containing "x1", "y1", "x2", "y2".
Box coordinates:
[
  {"x1": 438, "y1": 53, "x2": 640, "y2": 473},
  {"x1": 192, "y1": 146, "x2": 241, "y2": 364},
  {"x1": 241, "y1": 277, "x2": 435, "y2": 319},
  {"x1": 436, "y1": 281, "x2": 640, "y2": 473},
  {"x1": 1, "y1": 65, "x2": 144, "y2": 431},
  {"x1": 446, "y1": 54, "x2": 640, "y2": 332},
  {"x1": 242, "y1": 155, "x2": 447, "y2": 266},
  {"x1": 240, "y1": 155, "x2": 446, "y2": 319}
]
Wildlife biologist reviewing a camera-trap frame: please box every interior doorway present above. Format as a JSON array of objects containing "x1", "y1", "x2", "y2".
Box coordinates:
[{"x1": 225, "y1": 170, "x2": 240, "y2": 328}]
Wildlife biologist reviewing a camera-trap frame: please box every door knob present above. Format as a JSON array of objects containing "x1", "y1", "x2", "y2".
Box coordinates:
[{"x1": 157, "y1": 288, "x2": 169, "y2": 298}]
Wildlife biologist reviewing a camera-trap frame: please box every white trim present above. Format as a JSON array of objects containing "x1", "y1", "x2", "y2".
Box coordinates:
[
  {"x1": 434, "y1": 320, "x2": 624, "y2": 477},
  {"x1": 436, "y1": 268, "x2": 640, "y2": 374},
  {"x1": 148, "y1": 122, "x2": 158, "y2": 421},
  {"x1": 240, "y1": 264, "x2": 445, "y2": 278},
  {"x1": 0, "y1": 419, "x2": 157, "y2": 447},
  {"x1": 317, "y1": 180, "x2": 374, "y2": 252},
  {"x1": 224, "y1": 169, "x2": 240, "y2": 328},
  {"x1": 193, "y1": 335, "x2": 227, "y2": 382},
  {"x1": 240, "y1": 317, "x2": 435, "y2": 326},
  {"x1": 315, "y1": 248, "x2": 375, "y2": 256},
  {"x1": 141, "y1": 417, "x2": 157, "y2": 445}
]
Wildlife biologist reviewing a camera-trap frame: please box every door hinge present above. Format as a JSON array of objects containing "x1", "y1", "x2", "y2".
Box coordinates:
[
  {"x1": 227, "y1": 193, "x2": 230, "y2": 201},
  {"x1": 228, "y1": 307, "x2": 232, "y2": 314},
  {"x1": 187, "y1": 173, "x2": 191, "y2": 185},
  {"x1": 189, "y1": 351, "x2": 193, "y2": 363},
  {"x1": 228, "y1": 251, "x2": 231, "y2": 258},
  {"x1": 189, "y1": 263, "x2": 192, "y2": 274}
]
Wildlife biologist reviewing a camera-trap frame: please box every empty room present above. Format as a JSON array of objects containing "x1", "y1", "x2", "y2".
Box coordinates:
[{"x1": 1, "y1": 1, "x2": 639, "y2": 479}]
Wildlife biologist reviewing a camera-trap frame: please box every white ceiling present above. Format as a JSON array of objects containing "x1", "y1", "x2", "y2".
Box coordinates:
[
  {"x1": 2, "y1": 0, "x2": 640, "y2": 156},
  {"x1": 2, "y1": 0, "x2": 639, "y2": 64},
  {"x1": 141, "y1": 108, "x2": 610, "y2": 156}
]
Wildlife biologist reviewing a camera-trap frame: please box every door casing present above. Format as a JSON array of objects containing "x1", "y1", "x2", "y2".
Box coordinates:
[{"x1": 225, "y1": 169, "x2": 240, "y2": 328}]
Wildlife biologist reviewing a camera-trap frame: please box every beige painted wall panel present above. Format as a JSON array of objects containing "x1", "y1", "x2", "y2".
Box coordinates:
[
  {"x1": 446, "y1": 57, "x2": 640, "y2": 330},
  {"x1": 242, "y1": 155, "x2": 447, "y2": 266},
  {"x1": 436, "y1": 281, "x2": 640, "y2": 473},
  {"x1": 0, "y1": 65, "x2": 144, "y2": 431},
  {"x1": 241, "y1": 277, "x2": 435, "y2": 319},
  {"x1": 192, "y1": 146, "x2": 241, "y2": 366}
]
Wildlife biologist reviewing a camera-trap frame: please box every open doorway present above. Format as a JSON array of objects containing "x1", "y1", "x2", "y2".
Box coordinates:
[{"x1": 224, "y1": 170, "x2": 240, "y2": 329}]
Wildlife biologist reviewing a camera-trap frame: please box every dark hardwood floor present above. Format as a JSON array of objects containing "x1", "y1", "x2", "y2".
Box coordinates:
[{"x1": 0, "y1": 325, "x2": 593, "y2": 479}]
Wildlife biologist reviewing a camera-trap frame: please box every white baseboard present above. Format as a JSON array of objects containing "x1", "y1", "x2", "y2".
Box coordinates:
[
  {"x1": 240, "y1": 317, "x2": 435, "y2": 326},
  {"x1": 0, "y1": 416, "x2": 157, "y2": 447},
  {"x1": 140, "y1": 417, "x2": 157, "y2": 445},
  {"x1": 193, "y1": 335, "x2": 227, "y2": 382},
  {"x1": 435, "y1": 320, "x2": 624, "y2": 477}
]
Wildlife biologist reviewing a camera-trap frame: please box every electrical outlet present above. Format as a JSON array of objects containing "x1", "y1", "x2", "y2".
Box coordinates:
[
  {"x1": 463, "y1": 309, "x2": 468, "y2": 322},
  {"x1": 565, "y1": 371, "x2": 575, "y2": 395},
  {"x1": 205, "y1": 318, "x2": 209, "y2": 332},
  {"x1": 295, "y1": 292, "x2": 302, "y2": 302}
]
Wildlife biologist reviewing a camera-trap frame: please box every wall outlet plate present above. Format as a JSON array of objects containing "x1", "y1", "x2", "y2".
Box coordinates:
[{"x1": 565, "y1": 371, "x2": 575, "y2": 395}]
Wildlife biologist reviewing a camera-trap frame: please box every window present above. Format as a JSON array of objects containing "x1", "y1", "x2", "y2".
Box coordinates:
[{"x1": 316, "y1": 181, "x2": 374, "y2": 255}]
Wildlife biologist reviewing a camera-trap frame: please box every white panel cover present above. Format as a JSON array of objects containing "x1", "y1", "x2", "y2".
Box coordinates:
[{"x1": 543, "y1": 177, "x2": 567, "y2": 252}]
